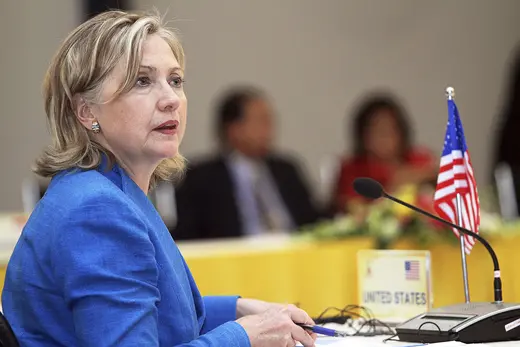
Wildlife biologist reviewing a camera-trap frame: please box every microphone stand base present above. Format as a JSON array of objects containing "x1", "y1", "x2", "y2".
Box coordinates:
[{"x1": 395, "y1": 302, "x2": 520, "y2": 344}]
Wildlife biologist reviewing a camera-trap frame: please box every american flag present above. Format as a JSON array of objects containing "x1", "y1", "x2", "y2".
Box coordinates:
[
  {"x1": 433, "y1": 99, "x2": 480, "y2": 254},
  {"x1": 405, "y1": 260, "x2": 420, "y2": 280}
]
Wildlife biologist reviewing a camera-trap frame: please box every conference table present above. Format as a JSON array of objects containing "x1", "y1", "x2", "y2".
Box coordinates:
[
  {"x1": 1, "y1": 224, "x2": 520, "y2": 316},
  {"x1": 177, "y1": 233, "x2": 520, "y2": 346},
  {"x1": 175, "y1": 232, "x2": 520, "y2": 318},
  {"x1": 293, "y1": 320, "x2": 520, "y2": 346},
  {"x1": 305, "y1": 335, "x2": 518, "y2": 346},
  {"x1": 293, "y1": 319, "x2": 520, "y2": 346},
  {"x1": 1, "y1": 213, "x2": 520, "y2": 345}
]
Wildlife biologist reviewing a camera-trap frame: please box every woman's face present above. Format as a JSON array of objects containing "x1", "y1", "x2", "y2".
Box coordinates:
[
  {"x1": 87, "y1": 34, "x2": 187, "y2": 171},
  {"x1": 363, "y1": 108, "x2": 402, "y2": 161}
]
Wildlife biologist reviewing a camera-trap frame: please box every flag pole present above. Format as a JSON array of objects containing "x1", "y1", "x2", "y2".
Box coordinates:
[{"x1": 446, "y1": 86, "x2": 471, "y2": 303}]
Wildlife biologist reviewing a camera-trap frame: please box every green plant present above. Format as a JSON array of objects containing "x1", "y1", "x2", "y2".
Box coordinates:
[{"x1": 297, "y1": 185, "x2": 512, "y2": 248}]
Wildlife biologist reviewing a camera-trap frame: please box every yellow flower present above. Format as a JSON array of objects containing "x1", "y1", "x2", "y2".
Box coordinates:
[{"x1": 392, "y1": 184, "x2": 417, "y2": 218}]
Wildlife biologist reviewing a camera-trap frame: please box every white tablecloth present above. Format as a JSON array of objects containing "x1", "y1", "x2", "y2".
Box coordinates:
[
  {"x1": 302, "y1": 336, "x2": 519, "y2": 346},
  {"x1": 297, "y1": 321, "x2": 519, "y2": 346}
]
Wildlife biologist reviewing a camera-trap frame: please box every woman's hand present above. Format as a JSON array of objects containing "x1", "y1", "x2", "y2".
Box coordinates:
[
  {"x1": 236, "y1": 304, "x2": 317, "y2": 347},
  {"x1": 237, "y1": 299, "x2": 316, "y2": 327},
  {"x1": 236, "y1": 298, "x2": 272, "y2": 318}
]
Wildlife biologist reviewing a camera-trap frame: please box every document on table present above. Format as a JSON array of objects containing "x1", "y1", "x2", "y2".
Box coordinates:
[
  {"x1": 295, "y1": 337, "x2": 347, "y2": 346},
  {"x1": 296, "y1": 336, "x2": 403, "y2": 346},
  {"x1": 423, "y1": 343, "x2": 488, "y2": 346}
]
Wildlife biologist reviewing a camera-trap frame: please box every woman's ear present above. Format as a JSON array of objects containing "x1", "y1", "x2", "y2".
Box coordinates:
[{"x1": 73, "y1": 94, "x2": 95, "y2": 130}]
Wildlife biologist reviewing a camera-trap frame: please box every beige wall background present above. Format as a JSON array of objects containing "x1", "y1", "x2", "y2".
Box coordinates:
[
  {"x1": 1, "y1": 0, "x2": 519, "y2": 211},
  {"x1": 0, "y1": 0, "x2": 81, "y2": 211}
]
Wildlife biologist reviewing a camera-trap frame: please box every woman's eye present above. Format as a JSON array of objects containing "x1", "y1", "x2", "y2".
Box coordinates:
[
  {"x1": 170, "y1": 76, "x2": 185, "y2": 89},
  {"x1": 136, "y1": 76, "x2": 151, "y2": 87}
]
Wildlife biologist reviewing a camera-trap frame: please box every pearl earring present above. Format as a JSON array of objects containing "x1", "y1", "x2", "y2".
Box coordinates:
[{"x1": 91, "y1": 121, "x2": 100, "y2": 133}]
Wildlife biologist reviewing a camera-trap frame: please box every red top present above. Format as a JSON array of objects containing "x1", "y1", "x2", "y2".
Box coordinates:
[{"x1": 334, "y1": 148, "x2": 435, "y2": 211}]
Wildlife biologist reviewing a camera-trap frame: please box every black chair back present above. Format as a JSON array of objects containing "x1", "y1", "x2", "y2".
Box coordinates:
[{"x1": 0, "y1": 312, "x2": 19, "y2": 346}]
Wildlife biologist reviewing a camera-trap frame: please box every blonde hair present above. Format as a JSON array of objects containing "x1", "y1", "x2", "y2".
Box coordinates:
[{"x1": 35, "y1": 10, "x2": 186, "y2": 187}]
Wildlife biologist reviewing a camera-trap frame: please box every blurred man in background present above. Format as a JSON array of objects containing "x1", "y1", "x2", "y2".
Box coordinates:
[{"x1": 172, "y1": 86, "x2": 322, "y2": 240}]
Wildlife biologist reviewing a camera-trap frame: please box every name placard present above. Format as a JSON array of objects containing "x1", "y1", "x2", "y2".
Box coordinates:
[{"x1": 357, "y1": 250, "x2": 432, "y2": 321}]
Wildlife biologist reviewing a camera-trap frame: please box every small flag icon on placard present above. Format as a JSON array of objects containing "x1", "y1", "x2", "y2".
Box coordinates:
[{"x1": 405, "y1": 260, "x2": 420, "y2": 280}]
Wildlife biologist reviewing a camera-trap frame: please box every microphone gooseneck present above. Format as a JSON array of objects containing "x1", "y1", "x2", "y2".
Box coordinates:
[{"x1": 353, "y1": 177, "x2": 503, "y2": 303}]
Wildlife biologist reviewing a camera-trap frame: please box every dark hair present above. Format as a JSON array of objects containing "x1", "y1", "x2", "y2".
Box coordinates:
[
  {"x1": 350, "y1": 92, "x2": 412, "y2": 159},
  {"x1": 214, "y1": 86, "x2": 264, "y2": 146},
  {"x1": 494, "y1": 44, "x2": 520, "y2": 170}
]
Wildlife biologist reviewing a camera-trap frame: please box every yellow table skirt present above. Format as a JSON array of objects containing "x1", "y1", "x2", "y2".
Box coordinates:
[
  {"x1": 180, "y1": 235, "x2": 520, "y2": 317},
  {"x1": 1, "y1": 234, "x2": 519, "y2": 318}
]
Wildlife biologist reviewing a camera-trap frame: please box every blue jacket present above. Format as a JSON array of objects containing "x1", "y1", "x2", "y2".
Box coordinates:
[{"x1": 2, "y1": 163, "x2": 251, "y2": 346}]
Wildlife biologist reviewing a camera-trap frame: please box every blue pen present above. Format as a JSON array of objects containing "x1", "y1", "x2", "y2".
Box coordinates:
[{"x1": 297, "y1": 324, "x2": 348, "y2": 337}]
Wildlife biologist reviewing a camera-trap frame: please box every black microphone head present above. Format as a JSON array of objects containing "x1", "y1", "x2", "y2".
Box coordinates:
[{"x1": 353, "y1": 177, "x2": 385, "y2": 200}]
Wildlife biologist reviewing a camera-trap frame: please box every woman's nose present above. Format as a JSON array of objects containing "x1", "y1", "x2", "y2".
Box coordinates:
[{"x1": 158, "y1": 84, "x2": 181, "y2": 112}]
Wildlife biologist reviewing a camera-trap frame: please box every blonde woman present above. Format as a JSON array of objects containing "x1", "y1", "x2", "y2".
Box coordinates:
[{"x1": 1, "y1": 10, "x2": 316, "y2": 347}]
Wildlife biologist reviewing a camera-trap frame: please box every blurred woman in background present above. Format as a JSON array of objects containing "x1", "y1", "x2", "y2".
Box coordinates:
[{"x1": 333, "y1": 92, "x2": 437, "y2": 214}]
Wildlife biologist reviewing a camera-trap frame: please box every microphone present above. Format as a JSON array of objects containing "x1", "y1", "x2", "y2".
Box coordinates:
[{"x1": 353, "y1": 177, "x2": 503, "y2": 303}]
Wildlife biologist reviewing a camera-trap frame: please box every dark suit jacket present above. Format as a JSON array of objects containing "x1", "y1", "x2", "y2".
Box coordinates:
[{"x1": 172, "y1": 154, "x2": 322, "y2": 240}]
